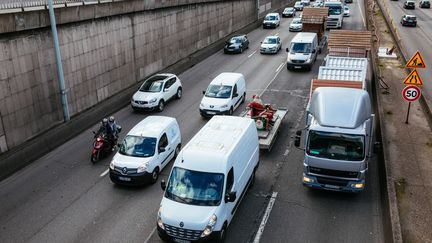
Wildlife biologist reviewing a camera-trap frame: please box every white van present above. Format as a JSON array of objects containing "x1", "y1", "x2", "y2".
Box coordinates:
[
  {"x1": 199, "y1": 72, "x2": 246, "y2": 118},
  {"x1": 109, "y1": 116, "x2": 181, "y2": 185},
  {"x1": 157, "y1": 116, "x2": 260, "y2": 242},
  {"x1": 286, "y1": 32, "x2": 319, "y2": 71},
  {"x1": 263, "y1": 13, "x2": 281, "y2": 28}
]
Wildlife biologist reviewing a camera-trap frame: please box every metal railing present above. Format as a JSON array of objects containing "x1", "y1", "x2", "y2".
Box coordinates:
[{"x1": 0, "y1": 0, "x2": 118, "y2": 10}]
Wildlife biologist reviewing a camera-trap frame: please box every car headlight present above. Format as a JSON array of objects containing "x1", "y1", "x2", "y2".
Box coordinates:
[
  {"x1": 200, "y1": 103, "x2": 205, "y2": 108},
  {"x1": 157, "y1": 205, "x2": 165, "y2": 230},
  {"x1": 303, "y1": 176, "x2": 314, "y2": 183},
  {"x1": 148, "y1": 98, "x2": 157, "y2": 103},
  {"x1": 110, "y1": 161, "x2": 115, "y2": 170},
  {"x1": 137, "y1": 163, "x2": 149, "y2": 173},
  {"x1": 306, "y1": 57, "x2": 312, "y2": 63},
  {"x1": 201, "y1": 214, "x2": 217, "y2": 237}
]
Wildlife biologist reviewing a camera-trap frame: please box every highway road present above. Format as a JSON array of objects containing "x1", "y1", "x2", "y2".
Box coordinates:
[
  {"x1": 384, "y1": 0, "x2": 432, "y2": 108},
  {"x1": 0, "y1": 1, "x2": 385, "y2": 242}
]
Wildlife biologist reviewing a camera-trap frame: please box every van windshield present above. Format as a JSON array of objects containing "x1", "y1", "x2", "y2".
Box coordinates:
[
  {"x1": 265, "y1": 15, "x2": 277, "y2": 21},
  {"x1": 290, "y1": 42, "x2": 312, "y2": 54},
  {"x1": 165, "y1": 167, "x2": 224, "y2": 206},
  {"x1": 119, "y1": 135, "x2": 157, "y2": 157},
  {"x1": 205, "y1": 84, "x2": 232, "y2": 99},
  {"x1": 307, "y1": 131, "x2": 365, "y2": 161},
  {"x1": 327, "y1": 6, "x2": 342, "y2": 15}
]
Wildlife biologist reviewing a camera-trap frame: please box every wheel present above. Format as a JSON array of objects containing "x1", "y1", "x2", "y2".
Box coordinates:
[
  {"x1": 174, "y1": 144, "x2": 181, "y2": 159},
  {"x1": 157, "y1": 100, "x2": 165, "y2": 112},
  {"x1": 150, "y1": 167, "x2": 159, "y2": 184},
  {"x1": 228, "y1": 107, "x2": 233, "y2": 116},
  {"x1": 249, "y1": 169, "x2": 256, "y2": 188},
  {"x1": 240, "y1": 48, "x2": 243, "y2": 54},
  {"x1": 216, "y1": 224, "x2": 227, "y2": 243},
  {"x1": 241, "y1": 93, "x2": 246, "y2": 104},
  {"x1": 176, "y1": 88, "x2": 182, "y2": 99},
  {"x1": 91, "y1": 151, "x2": 99, "y2": 163}
]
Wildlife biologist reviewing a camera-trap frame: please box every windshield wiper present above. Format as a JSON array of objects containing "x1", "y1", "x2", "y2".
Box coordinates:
[{"x1": 174, "y1": 194, "x2": 190, "y2": 204}]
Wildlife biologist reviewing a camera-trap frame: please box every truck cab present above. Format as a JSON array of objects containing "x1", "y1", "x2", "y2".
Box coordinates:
[
  {"x1": 295, "y1": 87, "x2": 374, "y2": 192},
  {"x1": 324, "y1": 0, "x2": 344, "y2": 28}
]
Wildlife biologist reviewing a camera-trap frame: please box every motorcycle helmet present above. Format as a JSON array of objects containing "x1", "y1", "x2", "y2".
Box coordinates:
[
  {"x1": 108, "y1": 116, "x2": 115, "y2": 123},
  {"x1": 102, "y1": 118, "x2": 108, "y2": 125}
]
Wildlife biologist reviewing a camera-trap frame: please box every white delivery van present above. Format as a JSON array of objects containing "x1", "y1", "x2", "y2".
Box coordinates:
[
  {"x1": 286, "y1": 32, "x2": 319, "y2": 71},
  {"x1": 109, "y1": 116, "x2": 181, "y2": 185},
  {"x1": 157, "y1": 116, "x2": 260, "y2": 242},
  {"x1": 263, "y1": 13, "x2": 281, "y2": 28},
  {"x1": 199, "y1": 72, "x2": 246, "y2": 118}
]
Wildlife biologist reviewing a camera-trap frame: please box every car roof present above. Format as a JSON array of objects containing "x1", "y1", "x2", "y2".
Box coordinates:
[
  {"x1": 209, "y1": 72, "x2": 244, "y2": 86},
  {"x1": 265, "y1": 35, "x2": 279, "y2": 39},
  {"x1": 145, "y1": 73, "x2": 175, "y2": 82},
  {"x1": 266, "y1": 13, "x2": 279, "y2": 16},
  {"x1": 127, "y1": 116, "x2": 176, "y2": 138},
  {"x1": 405, "y1": 14, "x2": 416, "y2": 17}
]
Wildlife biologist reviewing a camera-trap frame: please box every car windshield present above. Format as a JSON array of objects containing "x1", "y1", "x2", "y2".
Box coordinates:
[
  {"x1": 290, "y1": 42, "x2": 312, "y2": 54},
  {"x1": 205, "y1": 84, "x2": 232, "y2": 99},
  {"x1": 263, "y1": 38, "x2": 278, "y2": 44},
  {"x1": 328, "y1": 6, "x2": 342, "y2": 15},
  {"x1": 165, "y1": 167, "x2": 224, "y2": 206},
  {"x1": 119, "y1": 135, "x2": 157, "y2": 157},
  {"x1": 292, "y1": 19, "x2": 302, "y2": 24},
  {"x1": 139, "y1": 76, "x2": 165, "y2": 92},
  {"x1": 229, "y1": 37, "x2": 242, "y2": 44},
  {"x1": 285, "y1": 8, "x2": 293, "y2": 12},
  {"x1": 345, "y1": 6, "x2": 349, "y2": 10},
  {"x1": 307, "y1": 131, "x2": 365, "y2": 161},
  {"x1": 265, "y1": 15, "x2": 277, "y2": 20}
]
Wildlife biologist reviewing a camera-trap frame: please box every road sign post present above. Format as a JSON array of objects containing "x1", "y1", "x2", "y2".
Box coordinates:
[{"x1": 402, "y1": 85, "x2": 421, "y2": 124}]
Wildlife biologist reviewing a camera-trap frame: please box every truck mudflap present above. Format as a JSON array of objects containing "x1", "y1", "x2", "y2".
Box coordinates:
[{"x1": 302, "y1": 173, "x2": 365, "y2": 193}]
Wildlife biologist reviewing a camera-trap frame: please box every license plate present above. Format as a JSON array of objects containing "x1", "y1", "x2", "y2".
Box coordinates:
[
  {"x1": 294, "y1": 66, "x2": 302, "y2": 69},
  {"x1": 325, "y1": 184, "x2": 339, "y2": 189},
  {"x1": 118, "y1": 176, "x2": 131, "y2": 182},
  {"x1": 173, "y1": 238, "x2": 191, "y2": 243},
  {"x1": 207, "y1": 111, "x2": 216, "y2": 115}
]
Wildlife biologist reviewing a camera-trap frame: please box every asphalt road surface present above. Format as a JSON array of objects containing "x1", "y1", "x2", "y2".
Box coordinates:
[
  {"x1": 0, "y1": 1, "x2": 385, "y2": 243},
  {"x1": 384, "y1": 0, "x2": 432, "y2": 107}
]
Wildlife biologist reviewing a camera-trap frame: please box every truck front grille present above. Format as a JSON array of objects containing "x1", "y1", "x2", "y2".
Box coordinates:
[
  {"x1": 309, "y1": 166, "x2": 359, "y2": 178},
  {"x1": 164, "y1": 224, "x2": 202, "y2": 241},
  {"x1": 316, "y1": 177, "x2": 349, "y2": 187}
]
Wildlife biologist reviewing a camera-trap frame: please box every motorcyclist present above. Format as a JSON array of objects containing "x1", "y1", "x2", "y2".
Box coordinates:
[
  {"x1": 96, "y1": 118, "x2": 109, "y2": 137},
  {"x1": 107, "y1": 116, "x2": 119, "y2": 150}
]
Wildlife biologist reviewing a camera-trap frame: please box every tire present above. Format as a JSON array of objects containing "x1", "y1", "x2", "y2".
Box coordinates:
[
  {"x1": 176, "y1": 88, "x2": 182, "y2": 99},
  {"x1": 91, "y1": 151, "x2": 99, "y2": 163},
  {"x1": 216, "y1": 224, "x2": 227, "y2": 243},
  {"x1": 150, "y1": 167, "x2": 159, "y2": 184},
  {"x1": 241, "y1": 93, "x2": 246, "y2": 104},
  {"x1": 228, "y1": 107, "x2": 233, "y2": 116},
  {"x1": 157, "y1": 100, "x2": 165, "y2": 112},
  {"x1": 249, "y1": 169, "x2": 256, "y2": 188},
  {"x1": 174, "y1": 144, "x2": 181, "y2": 159},
  {"x1": 240, "y1": 48, "x2": 243, "y2": 54}
]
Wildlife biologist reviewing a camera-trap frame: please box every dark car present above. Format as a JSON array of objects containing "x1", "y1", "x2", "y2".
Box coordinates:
[
  {"x1": 223, "y1": 35, "x2": 249, "y2": 54},
  {"x1": 420, "y1": 0, "x2": 430, "y2": 8},
  {"x1": 282, "y1": 7, "x2": 296, "y2": 17},
  {"x1": 345, "y1": 0, "x2": 353, "y2": 3},
  {"x1": 400, "y1": 14, "x2": 417, "y2": 27},
  {"x1": 404, "y1": 0, "x2": 416, "y2": 9}
]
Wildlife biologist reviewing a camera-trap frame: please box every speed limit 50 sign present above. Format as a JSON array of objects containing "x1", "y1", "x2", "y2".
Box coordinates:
[{"x1": 402, "y1": 85, "x2": 421, "y2": 102}]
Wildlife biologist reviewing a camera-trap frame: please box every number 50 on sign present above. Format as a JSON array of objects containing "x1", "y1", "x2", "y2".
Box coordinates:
[{"x1": 402, "y1": 85, "x2": 421, "y2": 102}]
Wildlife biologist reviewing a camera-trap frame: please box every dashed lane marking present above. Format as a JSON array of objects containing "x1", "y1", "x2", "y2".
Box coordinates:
[
  {"x1": 144, "y1": 226, "x2": 157, "y2": 243},
  {"x1": 99, "y1": 169, "x2": 109, "y2": 177},
  {"x1": 253, "y1": 192, "x2": 278, "y2": 243},
  {"x1": 248, "y1": 50, "x2": 257, "y2": 58}
]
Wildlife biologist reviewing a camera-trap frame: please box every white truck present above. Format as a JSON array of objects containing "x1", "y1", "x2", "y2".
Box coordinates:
[
  {"x1": 295, "y1": 87, "x2": 374, "y2": 192},
  {"x1": 324, "y1": 0, "x2": 344, "y2": 28}
]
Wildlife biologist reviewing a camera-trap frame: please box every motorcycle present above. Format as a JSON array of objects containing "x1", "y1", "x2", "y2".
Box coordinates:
[{"x1": 91, "y1": 126, "x2": 122, "y2": 163}]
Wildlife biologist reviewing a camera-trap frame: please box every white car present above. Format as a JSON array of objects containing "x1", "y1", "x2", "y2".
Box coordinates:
[
  {"x1": 131, "y1": 74, "x2": 182, "y2": 112},
  {"x1": 301, "y1": 0, "x2": 311, "y2": 6},
  {"x1": 289, "y1": 17, "x2": 303, "y2": 32},
  {"x1": 344, "y1": 6, "x2": 350, "y2": 17},
  {"x1": 294, "y1": 1, "x2": 304, "y2": 11},
  {"x1": 260, "y1": 36, "x2": 282, "y2": 54},
  {"x1": 312, "y1": 0, "x2": 324, "y2": 7}
]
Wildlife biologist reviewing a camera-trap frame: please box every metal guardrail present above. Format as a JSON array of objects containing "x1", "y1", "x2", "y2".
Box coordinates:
[{"x1": 0, "y1": 0, "x2": 118, "y2": 11}]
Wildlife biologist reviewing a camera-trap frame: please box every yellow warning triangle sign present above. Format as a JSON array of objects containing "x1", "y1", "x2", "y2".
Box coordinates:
[
  {"x1": 405, "y1": 51, "x2": 426, "y2": 68},
  {"x1": 403, "y1": 69, "x2": 423, "y2": 86}
]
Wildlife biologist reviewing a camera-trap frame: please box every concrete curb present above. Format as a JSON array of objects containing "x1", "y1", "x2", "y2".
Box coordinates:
[
  {"x1": 0, "y1": 19, "x2": 262, "y2": 182},
  {"x1": 366, "y1": 0, "x2": 403, "y2": 242}
]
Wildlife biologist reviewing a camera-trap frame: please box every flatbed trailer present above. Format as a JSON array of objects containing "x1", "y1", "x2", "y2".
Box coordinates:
[{"x1": 241, "y1": 108, "x2": 288, "y2": 151}]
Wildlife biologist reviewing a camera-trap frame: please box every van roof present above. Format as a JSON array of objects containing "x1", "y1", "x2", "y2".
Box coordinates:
[
  {"x1": 178, "y1": 116, "x2": 254, "y2": 172},
  {"x1": 209, "y1": 72, "x2": 244, "y2": 86},
  {"x1": 127, "y1": 116, "x2": 176, "y2": 138},
  {"x1": 291, "y1": 32, "x2": 317, "y2": 43}
]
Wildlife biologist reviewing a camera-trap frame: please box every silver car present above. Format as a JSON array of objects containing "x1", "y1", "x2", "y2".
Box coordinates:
[
  {"x1": 289, "y1": 17, "x2": 303, "y2": 32},
  {"x1": 260, "y1": 36, "x2": 282, "y2": 54}
]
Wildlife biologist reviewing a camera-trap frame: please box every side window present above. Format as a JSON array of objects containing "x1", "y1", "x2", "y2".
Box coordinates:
[
  {"x1": 226, "y1": 168, "x2": 234, "y2": 193},
  {"x1": 233, "y1": 84, "x2": 238, "y2": 96},
  {"x1": 159, "y1": 133, "x2": 169, "y2": 151},
  {"x1": 165, "y1": 78, "x2": 174, "y2": 89}
]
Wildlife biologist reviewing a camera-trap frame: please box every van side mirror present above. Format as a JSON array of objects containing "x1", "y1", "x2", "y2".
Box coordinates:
[
  {"x1": 286, "y1": 48, "x2": 289, "y2": 52},
  {"x1": 161, "y1": 180, "x2": 166, "y2": 191},
  {"x1": 202, "y1": 90, "x2": 205, "y2": 95},
  {"x1": 233, "y1": 93, "x2": 238, "y2": 98},
  {"x1": 164, "y1": 88, "x2": 169, "y2": 92},
  {"x1": 294, "y1": 130, "x2": 302, "y2": 148},
  {"x1": 225, "y1": 191, "x2": 237, "y2": 203},
  {"x1": 312, "y1": 49, "x2": 316, "y2": 54},
  {"x1": 159, "y1": 147, "x2": 166, "y2": 153}
]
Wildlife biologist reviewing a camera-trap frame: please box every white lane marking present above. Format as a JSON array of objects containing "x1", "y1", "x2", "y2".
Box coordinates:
[
  {"x1": 260, "y1": 62, "x2": 286, "y2": 96},
  {"x1": 99, "y1": 169, "x2": 109, "y2": 177},
  {"x1": 357, "y1": 0, "x2": 366, "y2": 28},
  {"x1": 248, "y1": 50, "x2": 257, "y2": 58},
  {"x1": 144, "y1": 226, "x2": 157, "y2": 243},
  {"x1": 253, "y1": 192, "x2": 278, "y2": 243},
  {"x1": 276, "y1": 62, "x2": 284, "y2": 73},
  {"x1": 275, "y1": 32, "x2": 279, "y2": 36}
]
